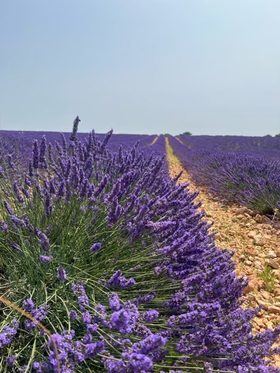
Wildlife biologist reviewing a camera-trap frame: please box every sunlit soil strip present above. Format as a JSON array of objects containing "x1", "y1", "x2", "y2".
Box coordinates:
[
  {"x1": 165, "y1": 136, "x2": 280, "y2": 368},
  {"x1": 175, "y1": 136, "x2": 185, "y2": 145},
  {"x1": 175, "y1": 135, "x2": 192, "y2": 149},
  {"x1": 149, "y1": 135, "x2": 159, "y2": 145}
]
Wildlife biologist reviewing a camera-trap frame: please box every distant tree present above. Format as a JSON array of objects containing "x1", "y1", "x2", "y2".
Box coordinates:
[
  {"x1": 275, "y1": 133, "x2": 280, "y2": 137},
  {"x1": 182, "y1": 131, "x2": 192, "y2": 136}
]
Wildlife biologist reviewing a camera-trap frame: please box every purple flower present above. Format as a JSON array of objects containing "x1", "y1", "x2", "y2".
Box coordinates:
[
  {"x1": 22, "y1": 300, "x2": 48, "y2": 331},
  {"x1": 23, "y1": 298, "x2": 35, "y2": 312},
  {"x1": 6, "y1": 355, "x2": 16, "y2": 367},
  {"x1": 11, "y1": 243, "x2": 21, "y2": 252},
  {"x1": 82, "y1": 311, "x2": 92, "y2": 324},
  {"x1": 90, "y1": 242, "x2": 102, "y2": 253},
  {"x1": 7, "y1": 154, "x2": 15, "y2": 169},
  {"x1": 10, "y1": 215, "x2": 26, "y2": 228},
  {"x1": 70, "y1": 310, "x2": 78, "y2": 321},
  {"x1": 110, "y1": 303, "x2": 139, "y2": 334},
  {"x1": 107, "y1": 270, "x2": 136, "y2": 289},
  {"x1": 93, "y1": 176, "x2": 108, "y2": 197},
  {"x1": 36, "y1": 231, "x2": 50, "y2": 251},
  {"x1": 13, "y1": 181, "x2": 24, "y2": 203},
  {"x1": 133, "y1": 333, "x2": 167, "y2": 355},
  {"x1": 86, "y1": 323, "x2": 98, "y2": 334},
  {"x1": 57, "y1": 182, "x2": 65, "y2": 197},
  {"x1": 57, "y1": 266, "x2": 67, "y2": 282},
  {"x1": 0, "y1": 320, "x2": 19, "y2": 349},
  {"x1": 32, "y1": 140, "x2": 39, "y2": 169},
  {"x1": 0, "y1": 221, "x2": 8, "y2": 232},
  {"x1": 85, "y1": 341, "x2": 104, "y2": 358},
  {"x1": 122, "y1": 352, "x2": 153, "y2": 372},
  {"x1": 39, "y1": 255, "x2": 53, "y2": 264},
  {"x1": 104, "y1": 357, "x2": 126, "y2": 372},
  {"x1": 4, "y1": 201, "x2": 14, "y2": 215},
  {"x1": 71, "y1": 283, "x2": 89, "y2": 310},
  {"x1": 39, "y1": 136, "x2": 47, "y2": 164},
  {"x1": 45, "y1": 193, "x2": 52, "y2": 217},
  {"x1": 143, "y1": 310, "x2": 159, "y2": 323},
  {"x1": 109, "y1": 293, "x2": 121, "y2": 311}
]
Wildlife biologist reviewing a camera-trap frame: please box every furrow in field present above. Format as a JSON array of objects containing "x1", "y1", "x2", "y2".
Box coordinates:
[{"x1": 149, "y1": 135, "x2": 159, "y2": 145}]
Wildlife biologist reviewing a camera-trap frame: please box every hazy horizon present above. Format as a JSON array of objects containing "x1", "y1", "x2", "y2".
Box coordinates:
[
  {"x1": 1, "y1": 127, "x2": 279, "y2": 138},
  {"x1": 1, "y1": 1, "x2": 280, "y2": 136}
]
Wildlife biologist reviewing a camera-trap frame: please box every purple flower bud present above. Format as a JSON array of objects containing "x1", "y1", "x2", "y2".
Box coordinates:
[
  {"x1": 86, "y1": 323, "x2": 98, "y2": 334},
  {"x1": 45, "y1": 193, "x2": 52, "y2": 217},
  {"x1": 48, "y1": 143, "x2": 53, "y2": 163},
  {"x1": 6, "y1": 355, "x2": 16, "y2": 367},
  {"x1": 82, "y1": 311, "x2": 92, "y2": 324},
  {"x1": 4, "y1": 201, "x2": 14, "y2": 215},
  {"x1": 100, "y1": 129, "x2": 113, "y2": 151},
  {"x1": 23, "y1": 298, "x2": 35, "y2": 312},
  {"x1": 109, "y1": 293, "x2": 121, "y2": 311},
  {"x1": 7, "y1": 154, "x2": 15, "y2": 169},
  {"x1": 90, "y1": 242, "x2": 102, "y2": 253},
  {"x1": 143, "y1": 310, "x2": 159, "y2": 323},
  {"x1": 110, "y1": 303, "x2": 139, "y2": 334},
  {"x1": 22, "y1": 188, "x2": 30, "y2": 199},
  {"x1": 57, "y1": 182, "x2": 65, "y2": 197},
  {"x1": 37, "y1": 231, "x2": 50, "y2": 251},
  {"x1": 32, "y1": 140, "x2": 39, "y2": 169},
  {"x1": 72, "y1": 282, "x2": 89, "y2": 310},
  {"x1": 122, "y1": 352, "x2": 153, "y2": 372},
  {"x1": 57, "y1": 266, "x2": 67, "y2": 282},
  {"x1": 11, "y1": 243, "x2": 21, "y2": 252},
  {"x1": 85, "y1": 341, "x2": 104, "y2": 358},
  {"x1": 49, "y1": 180, "x2": 56, "y2": 194},
  {"x1": 70, "y1": 310, "x2": 78, "y2": 321},
  {"x1": 39, "y1": 255, "x2": 53, "y2": 263},
  {"x1": 93, "y1": 176, "x2": 108, "y2": 197},
  {"x1": 107, "y1": 270, "x2": 136, "y2": 289},
  {"x1": 28, "y1": 161, "x2": 33, "y2": 177},
  {"x1": 39, "y1": 136, "x2": 47, "y2": 164},
  {"x1": 0, "y1": 221, "x2": 8, "y2": 232},
  {"x1": 10, "y1": 215, "x2": 26, "y2": 229},
  {"x1": 0, "y1": 320, "x2": 19, "y2": 349},
  {"x1": 33, "y1": 361, "x2": 42, "y2": 371}
]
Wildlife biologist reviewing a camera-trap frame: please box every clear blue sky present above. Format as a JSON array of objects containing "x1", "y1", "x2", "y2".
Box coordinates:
[{"x1": 1, "y1": 0, "x2": 280, "y2": 135}]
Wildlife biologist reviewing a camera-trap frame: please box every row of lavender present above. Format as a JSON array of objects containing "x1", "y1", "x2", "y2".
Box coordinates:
[
  {"x1": 170, "y1": 135, "x2": 280, "y2": 216},
  {"x1": 0, "y1": 126, "x2": 279, "y2": 372},
  {"x1": 0, "y1": 130, "x2": 158, "y2": 168}
]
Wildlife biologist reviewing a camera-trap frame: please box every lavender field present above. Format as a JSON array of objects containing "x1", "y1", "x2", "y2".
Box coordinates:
[
  {"x1": 0, "y1": 124, "x2": 279, "y2": 372},
  {"x1": 170, "y1": 135, "x2": 280, "y2": 217}
]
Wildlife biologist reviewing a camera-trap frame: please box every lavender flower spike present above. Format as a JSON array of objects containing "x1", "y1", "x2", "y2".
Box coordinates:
[
  {"x1": 39, "y1": 255, "x2": 53, "y2": 264},
  {"x1": 57, "y1": 266, "x2": 67, "y2": 282},
  {"x1": 90, "y1": 242, "x2": 102, "y2": 253}
]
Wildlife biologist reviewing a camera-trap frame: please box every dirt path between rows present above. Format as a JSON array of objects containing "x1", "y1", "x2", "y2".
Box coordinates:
[
  {"x1": 165, "y1": 137, "x2": 280, "y2": 366},
  {"x1": 149, "y1": 135, "x2": 159, "y2": 145}
]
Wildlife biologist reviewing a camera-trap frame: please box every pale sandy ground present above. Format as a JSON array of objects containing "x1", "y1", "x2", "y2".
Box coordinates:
[
  {"x1": 149, "y1": 135, "x2": 159, "y2": 145},
  {"x1": 165, "y1": 137, "x2": 280, "y2": 367}
]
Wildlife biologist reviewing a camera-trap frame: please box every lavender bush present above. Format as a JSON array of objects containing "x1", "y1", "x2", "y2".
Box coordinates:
[{"x1": 0, "y1": 127, "x2": 279, "y2": 372}]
